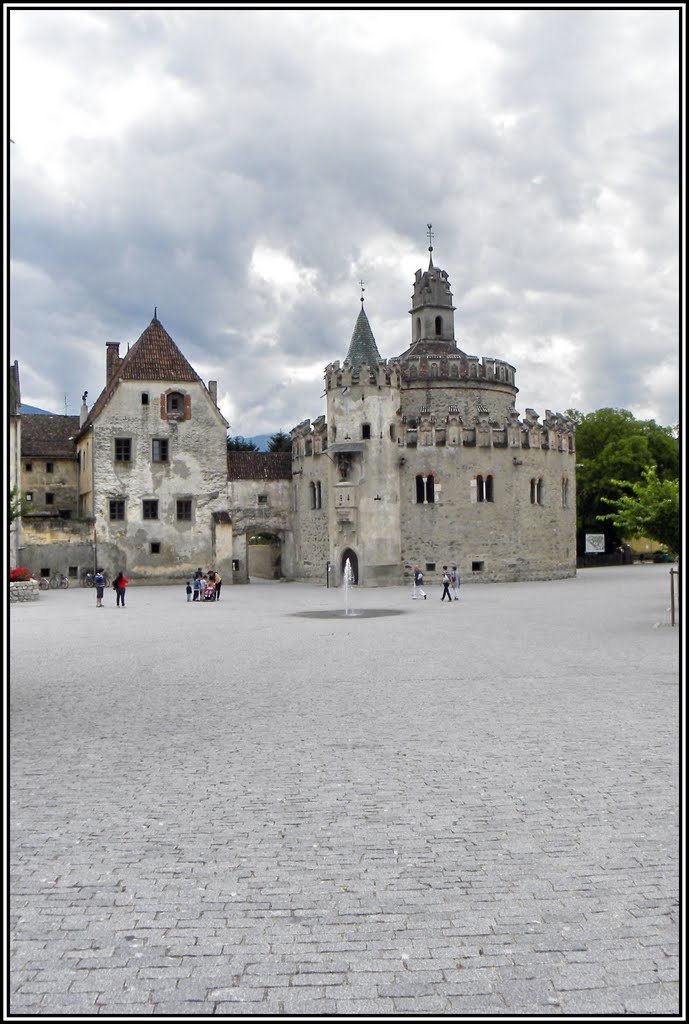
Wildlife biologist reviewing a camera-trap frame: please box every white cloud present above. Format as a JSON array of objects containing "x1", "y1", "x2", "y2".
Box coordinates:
[{"x1": 7, "y1": 7, "x2": 680, "y2": 436}]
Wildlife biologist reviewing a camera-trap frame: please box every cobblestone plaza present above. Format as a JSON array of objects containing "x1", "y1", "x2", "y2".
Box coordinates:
[{"x1": 9, "y1": 566, "x2": 680, "y2": 1016}]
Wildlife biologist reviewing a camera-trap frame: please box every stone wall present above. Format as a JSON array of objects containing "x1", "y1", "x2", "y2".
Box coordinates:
[{"x1": 10, "y1": 580, "x2": 40, "y2": 603}]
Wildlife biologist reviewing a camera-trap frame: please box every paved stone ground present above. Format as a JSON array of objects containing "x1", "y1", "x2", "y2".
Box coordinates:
[{"x1": 9, "y1": 566, "x2": 681, "y2": 1017}]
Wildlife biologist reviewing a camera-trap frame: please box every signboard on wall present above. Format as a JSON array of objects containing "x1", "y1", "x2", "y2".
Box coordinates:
[{"x1": 585, "y1": 533, "x2": 606, "y2": 553}]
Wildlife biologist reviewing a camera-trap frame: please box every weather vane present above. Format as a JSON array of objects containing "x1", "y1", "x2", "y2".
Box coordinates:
[
  {"x1": 359, "y1": 279, "x2": 365, "y2": 304},
  {"x1": 427, "y1": 223, "x2": 434, "y2": 253}
]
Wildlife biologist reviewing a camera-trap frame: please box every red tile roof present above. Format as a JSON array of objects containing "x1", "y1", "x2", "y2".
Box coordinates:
[
  {"x1": 77, "y1": 318, "x2": 204, "y2": 436},
  {"x1": 226, "y1": 452, "x2": 293, "y2": 480}
]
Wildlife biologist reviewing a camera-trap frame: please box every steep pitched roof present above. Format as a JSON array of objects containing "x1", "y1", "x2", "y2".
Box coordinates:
[
  {"x1": 119, "y1": 318, "x2": 202, "y2": 382},
  {"x1": 226, "y1": 452, "x2": 292, "y2": 480},
  {"x1": 77, "y1": 317, "x2": 205, "y2": 435},
  {"x1": 21, "y1": 414, "x2": 80, "y2": 458},
  {"x1": 345, "y1": 304, "x2": 382, "y2": 368}
]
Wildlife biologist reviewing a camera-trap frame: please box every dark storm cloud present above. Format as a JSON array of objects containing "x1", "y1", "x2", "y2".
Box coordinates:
[{"x1": 7, "y1": 7, "x2": 679, "y2": 433}]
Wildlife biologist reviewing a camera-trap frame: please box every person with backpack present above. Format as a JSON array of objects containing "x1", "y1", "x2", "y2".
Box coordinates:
[
  {"x1": 451, "y1": 565, "x2": 461, "y2": 601},
  {"x1": 440, "y1": 565, "x2": 453, "y2": 602},
  {"x1": 413, "y1": 566, "x2": 427, "y2": 600},
  {"x1": 94, "y1": 568, "x2": 106, "y2": 608}
]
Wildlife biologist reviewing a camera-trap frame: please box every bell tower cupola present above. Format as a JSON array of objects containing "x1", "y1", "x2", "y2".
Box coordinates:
[{"x1": 408, "y1": 224, "x2": 457, "y2": 351}]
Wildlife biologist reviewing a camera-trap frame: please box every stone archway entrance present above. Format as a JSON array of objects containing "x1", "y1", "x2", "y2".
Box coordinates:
[{"x1": 341, "y1": 548, "x2": 359, "y2": 584}]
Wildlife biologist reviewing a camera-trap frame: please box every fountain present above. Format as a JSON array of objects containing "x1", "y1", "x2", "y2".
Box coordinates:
[
  {"x1": 343, "y1": 557, "x2": 354, "y2": 616},
  {"x1": 292, "y1": 557, "x2": 405, "y2": 620}
]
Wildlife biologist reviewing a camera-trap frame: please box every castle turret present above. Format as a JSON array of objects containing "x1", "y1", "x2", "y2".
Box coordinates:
[{"x1": 323, "y1": 300, "x2": 402, "y2": 585}]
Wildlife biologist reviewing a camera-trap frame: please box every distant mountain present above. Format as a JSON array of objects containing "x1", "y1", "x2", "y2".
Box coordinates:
[
  {"x1": 21, "y1": 404, "x2": 58, "y2": 415},
  {"x1": 250, "y1": 434, "x2": 272, "y2": 451}
]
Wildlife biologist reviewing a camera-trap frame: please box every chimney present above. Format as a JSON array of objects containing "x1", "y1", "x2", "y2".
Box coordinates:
[
  {"x1": 106, "y1": 342, "x2": 120, "y2": 383},
  {"x1": 208, "y1": 380, "x2": 218, "y2": 405},
  {"x1": 80, "y1": 392, "x2": 89, "y2": 427}
]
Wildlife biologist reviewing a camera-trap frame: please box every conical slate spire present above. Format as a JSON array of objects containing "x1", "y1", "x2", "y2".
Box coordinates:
[{"x1": 345, "y1": 304, "x2": 382, "y2": 369}]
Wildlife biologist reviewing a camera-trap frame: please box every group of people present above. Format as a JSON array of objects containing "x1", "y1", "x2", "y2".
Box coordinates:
[
  {"x1": 94, "y1": 569, "x2": 128, "y2": 608},
  {"x1": 188, "y1": 568, "x2": 222, "y2": 602},
  {"x1": 412, "y1": 564, "x2": 461, "y2": 602}
]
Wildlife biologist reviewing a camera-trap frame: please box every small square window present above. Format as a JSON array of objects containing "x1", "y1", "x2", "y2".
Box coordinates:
[
  {"x1": 40, "y1": 567, "x2": 50, "y2": 578},
  {"x1": 24, "y1": 462, "x2": 32, "y2": 472},
  {"x1": 362, "y1": 424, "x2": 371, "y2": 440},
  {"x1": 68, "y1": 566, "x2": 78, "y2": 578},
  {"x1": 472, "y1": 561, "x2": 485, "y2": 572},
  {"x1": 150, "y1": 542, "x2": 161, "y2": 554},
  {"x1": 46, "y1": 493, "x2": 54, "y2": 505},
  {"x1": 258, "y1": 494, "x2": 268, "y2": 505},
  {"x1": 143, "y1": 499, "x2": 158, "y2": 520},
  {"x1": 46, "y1": 462, "x2": 54, "y2": 473},
  {"x1": 26, "y1": 492, "x2": 33, "y2": 503},
  {"x1": 141, "y1": 392, "x2": 149, "y2": 405},
  {"x1": 426, "y1": 562, "x2": 436, "y2": 572}
]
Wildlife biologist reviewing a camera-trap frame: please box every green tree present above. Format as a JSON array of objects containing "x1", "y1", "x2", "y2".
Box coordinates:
[
  {"x1": 568, "y1": 408, "x2": 679, "y2": 554},
  {"x1": 226, "y1": 434, "x2": 258, "y2": 452},
  {"x1": 267, "y1": 430, "x2": 292, "y2": 452},
  {"x1": 598, "y1": 466, "x2": 679, "y2": 555}
]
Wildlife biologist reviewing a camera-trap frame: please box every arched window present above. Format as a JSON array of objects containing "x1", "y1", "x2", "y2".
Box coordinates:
[
  {"x1": 309, "y1": 482, "x2": 316, "y2": 509},
  {"x1": 316, "y1": 481, "x2": 322, "y2": 509},
  {"x1": 409, "y1": 364, "x2": 418, "y2": 379},
  {"x1": 435, "y1": 315, "x2": 443, "y2": 336},
  {"x1": 416, "y1": 316, "x2": 422, "y2": 340},
  {"x1": 561, "y1": 477, "x2": 569, "y2": 507},
  {"x1": 537, "y1": 478, "x2": 543, "y2": 505},
  {"x1": 416, "y1": 475, "x2": 435, "y2": 504},
  {"x1": 485, "y1": 474, "x2": 494, "y2": 502},
  {"x1": 430, "y1": 363, "x2": 439, "y2": 377},
  {"x1": 477, "y1": 474, "x2": 484, "y2": 502}
]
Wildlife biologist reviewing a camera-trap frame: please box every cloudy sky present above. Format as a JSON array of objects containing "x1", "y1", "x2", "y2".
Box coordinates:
[{"x1": 7, "y1": 6, "x2": 681, "y2": 435}]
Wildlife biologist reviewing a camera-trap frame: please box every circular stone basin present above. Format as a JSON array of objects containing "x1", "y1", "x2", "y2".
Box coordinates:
[{"x1": 293, "y1": 609, "x2": 406, "y2": 619}]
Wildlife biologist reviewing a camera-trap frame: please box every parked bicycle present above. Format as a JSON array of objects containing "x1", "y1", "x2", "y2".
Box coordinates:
[
  {"x1": 49, "y1": 572, "x2": 70, "y2": 589},
  {"x1": 36, "y1": 575, "x2": 50, "y2": 591}
]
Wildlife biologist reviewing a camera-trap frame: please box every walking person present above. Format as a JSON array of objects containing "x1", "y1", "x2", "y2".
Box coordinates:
[
  {"x1": 213, "y1": 570, "x2": 222, "y2": 601},
  {"x1": 113, "y1": 571, "x2": 128, "y2": 607},
  {"x1": 440, "y1": 566, "x2": 453, "y2": 602},
  {"x1": 451, "y1": 564, "x2": 461, "y2": 601},
  {"x1": 94, "y1": 567, "x2": 105, "y2": 608},
  {"x1": 413, "y1": 566, "x2": 427, "y2": 600}
]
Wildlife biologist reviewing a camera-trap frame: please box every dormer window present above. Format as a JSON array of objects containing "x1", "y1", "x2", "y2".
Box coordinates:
[{"x1": 166, "y1": 391, "x2": 185, "y2": 417}]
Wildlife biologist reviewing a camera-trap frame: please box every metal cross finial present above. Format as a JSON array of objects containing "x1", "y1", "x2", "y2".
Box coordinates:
[
  {"x1": 427, "y1": 223, "x2": 434, "y2": 252},
  {"x1": 359, "y1": 279, "x2": 365, "y2": 304},
  {"x1": 154, "y1": 305, "x2": 157, "y2": 319}
]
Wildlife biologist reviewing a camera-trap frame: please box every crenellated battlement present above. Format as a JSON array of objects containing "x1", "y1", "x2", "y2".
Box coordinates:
[
  {"x1": 291, "y1": 401, "x2": 576, "y2": 458},
  {"x1": 324, "y1": 357, "x2": 402, "y2": 392}
]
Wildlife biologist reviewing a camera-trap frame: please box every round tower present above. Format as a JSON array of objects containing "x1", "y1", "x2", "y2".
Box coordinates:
[{"x1": 324, "y1": 299, "x2": 402, "y2": 585}]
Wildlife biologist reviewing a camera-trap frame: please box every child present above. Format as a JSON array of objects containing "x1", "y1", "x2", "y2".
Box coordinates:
[{"x1": 186, "y1": 581, "x2": 192, "y2": 602}]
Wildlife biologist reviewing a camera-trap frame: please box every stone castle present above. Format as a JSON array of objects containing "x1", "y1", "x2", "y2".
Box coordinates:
[{"x1": 12, "y1": 243, "x2": 577, "y2": 587}]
